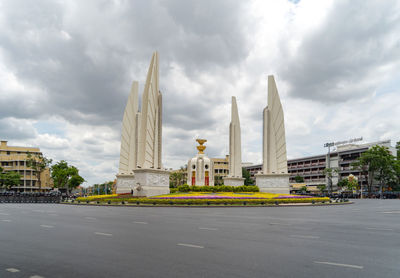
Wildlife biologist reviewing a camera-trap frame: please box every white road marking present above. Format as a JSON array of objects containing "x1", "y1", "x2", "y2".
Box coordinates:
[
  {"x1": 381, "y1": 211, "x2": 400, "y2": 214},
  {"x1": 85, "y1": 217, "x2": 97, "y2": 220},
  {"x1": 290, "y1": 235, "x2": 320, "y2": 239},
  {"x1": 313, "y1": 261, "x2": 363, "y2": 269},
  {"x1": 6, "y1": 268, "x2": 20, "y2": 273},
  {"x1": 177, "y1": 243, "x2": 204, "y2": 249},
  {"x1": 30, "y1": 275, "x2": 45, "y2": 278},
  {"x1": 133, "y1": 221, "x2": 148, "y2": 224},
  {"x1": 269, "y1": 222, "x2": 291, "y2": 226},
  {"x1": 366, "y1": 227, "x2": 393, "y2": 231},
  {"x1": 2, "y1": 219, "x2": 11, "y2": 222},
  {"x1": 199, "y1": 227, "x2": 218, "y2": 231},
  {"x1": 48, "y1": 214, "x2": 58, "y2": 216},
  {"x1": 0, "y1": 213, "x2": 10, "y2": 215},
  {"x1": 94, "y1": 232, "x2": 113, "y2": 237},
  {"x1": 40, "y1": 225, "x2": 54, "y2": 228}
]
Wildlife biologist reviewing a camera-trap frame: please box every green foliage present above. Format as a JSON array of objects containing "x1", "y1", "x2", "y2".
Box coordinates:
[
  {"x1": 91, "y1": 181, "x2": 113, "y2": 195},
  {"x1": 242, "y1": 168, "x2": 255, "y2": 185},
  {"x1": 354, "y1": 145, "x2": 397, "y2": 196},
  {"x1": 300, "y1": 186, "x2": 307, "y2": 193},
  {"x1": 176, "y1": 184, "x2": 260, "y2": 193},
  {"x1": 51, "y1": 160, "x2": 85, "y2": 194},
  {"x1": 177, "y1": 184, "x2": 190, "y2": 192},
  {"x1": 26, "y1": 152, "x2": 52, "y2": 190},
  {"x1": 317, "y1": 184, "x2": 326, "y2": 192},
  {"x1": 294, "y1": 175, "x2": 304, "y2": 183},
  {"x1": 76, "y1": 196, "x2": 330, "y2": 205},
  {"x1": 337, "y1": 179, "x2": 349, "y2": 188},
  {"x1": 0, "y1": 171, "x2": 22, "y2": 189}
]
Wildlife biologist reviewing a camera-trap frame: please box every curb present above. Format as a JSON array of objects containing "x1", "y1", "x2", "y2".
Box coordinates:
[{"x1": 61, "y1": 201, "x2": 353, "y2": 208}]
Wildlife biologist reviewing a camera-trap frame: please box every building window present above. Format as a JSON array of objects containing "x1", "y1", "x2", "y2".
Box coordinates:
[{"x1": 7, "y1": 151, "x2": 10, "y2": 155}]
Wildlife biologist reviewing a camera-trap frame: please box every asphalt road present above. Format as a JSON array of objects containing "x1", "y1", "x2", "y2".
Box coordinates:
[{"x1": 0, "y1": 200, "x2": 399, "y2": 278}]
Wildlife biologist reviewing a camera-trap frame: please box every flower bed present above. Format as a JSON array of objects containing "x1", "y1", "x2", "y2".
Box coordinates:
[{"x1": 76, "y1": 192, "x2": 330, "y2": 205}]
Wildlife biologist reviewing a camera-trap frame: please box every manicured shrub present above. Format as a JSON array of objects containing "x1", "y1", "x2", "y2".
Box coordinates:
[
  {"x1": 177, "y1": 184, "x2": 190, "y2": 192},
  {"x1": 179, "y1": 185, "x2": 260, "y2": 193}
]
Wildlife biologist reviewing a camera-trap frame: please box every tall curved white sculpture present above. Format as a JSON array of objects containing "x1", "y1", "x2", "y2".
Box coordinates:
[
  {"x1": 256, "y1": 75, "x2": 289, "y2": 193},
  {"x1": 224, "y1": 96, "x2": 244, "y2": 186},
  {"x1": 116, "y1": 52, "x2": 169, "y2": 196},
  {"x1": 118, "y1": 81, "x2": 139, "y2": 175}
]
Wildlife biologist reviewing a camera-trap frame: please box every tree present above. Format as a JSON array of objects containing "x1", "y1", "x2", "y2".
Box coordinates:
[
  {"x1": 396, "y1": 141, "x2": 400, "y2": 160},
  {"x1": 26, "y1": 152, "x2": 52, "y2": 191},
  {"x1": 317, "y1": 184, "x2": 326, "y2": 193},
  {"x1": 337, "y1": 178, "x2": 349, "y2": 189},
  {"x1": 0, "y1": 171, "x2": 22, "y2": 190},
  {"x1": 242, "y1": 168, "x2": 254, "y2": 185},
  {"x1": 51, "y1": 160, "x2": 85, "y2": 195},
  {"x1": 354, "y1": 145, "x2": 396, "y2": 198},
  {"x1": 338, "y1": 175, "x2": 358, "y2": 191},
  {"x1": 323, "y1": 167, "x2": 338, "y2": 195},
  {"x1": 300, "y1": 186, "x2": 307, "y2": 193},
  {"x1": 294, "y1": 175, "x2": 304, "y2": 183}
]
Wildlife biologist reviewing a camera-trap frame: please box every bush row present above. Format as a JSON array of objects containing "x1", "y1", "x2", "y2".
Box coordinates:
[
  {"x1": 76, "y1": 197, "x2": 330, "y2": 205},
  {"x1": 176, "y1": 184, "x2": 260, "y2": 193}
]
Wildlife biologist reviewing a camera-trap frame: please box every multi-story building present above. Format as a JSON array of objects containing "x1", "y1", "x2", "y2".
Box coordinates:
[
  {"x1": 211, "y1": 156, "x2": 229, "y2": 185},
  {"x1": 0, "y1": 140, "x2": 53, "y2": 192},
  {"x1": 244, "y1": 140, "x2": 395, "y2": 192}
]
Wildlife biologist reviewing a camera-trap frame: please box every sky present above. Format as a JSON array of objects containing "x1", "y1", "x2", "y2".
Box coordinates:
[{"x1": 1, "y1": 0, "x2": 399, "y2": 186}]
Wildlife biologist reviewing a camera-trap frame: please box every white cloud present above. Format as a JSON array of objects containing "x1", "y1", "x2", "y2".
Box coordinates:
[{"x1": 0, "y1": 0, "x2": 399, "y2": 187}]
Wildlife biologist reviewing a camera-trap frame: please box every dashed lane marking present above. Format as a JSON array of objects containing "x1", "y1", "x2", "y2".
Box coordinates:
[
  {"x1": 133, "y1": 221, "x2": 148, "y2": 224},
  {"x1": 2, "y1": 219, "x2": 11, "y2": 222},
  {"x1": 94, "y1": 232, "x2": 113, "y2": 237},
  {"x1": 313, "y1": 261, "x2": 363, "y2": 269},
  {"x1": 85, "y1": 217, "x2": 97, "y2": 220},
  {"x1": 30, "y1": 275, "x2": 45, "y2": 278},
  {"x1": 40, "y1": 225, "x2": 54, "y2": 228},
  {"x1": 177, "y1": 243, "x2": 204, "y2": 249},
  {"x1": 290, "y1": 235, "x2": 320, "y2": 239},
  {"x1": 381, "y1": 211, "x2": 400, "y2": 214},
  {"x1": 269, "y1": 222, "x2": 291, "y2": 226},
  {"x1": 0, "y1": 213, "x2": 10, "y2": 215},
  {"x1": 366, "y1": 227, "x2": 394, "y2": 231},
  {"x1": 199, "y1": 227, "x2": 218, "y2": 231},
  {"x1": 6, "y1": 268, "x2": 20, "y2": 273}
]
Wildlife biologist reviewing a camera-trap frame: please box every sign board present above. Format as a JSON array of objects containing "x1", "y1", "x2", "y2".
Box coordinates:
[{"x1": 324, "y1": 137, "x2": 363, "y2": 148}]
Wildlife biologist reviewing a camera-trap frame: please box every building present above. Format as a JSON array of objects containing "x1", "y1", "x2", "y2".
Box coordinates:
[
  {"x1": 244, "y1": 140, "x2": 395, "y2": 193},
  {"x1": 0, "y1": 140, "x2": 52, "y2": 192},
  {"x1": 211, "y1": 155, "x2": 229, "y2": 185}
]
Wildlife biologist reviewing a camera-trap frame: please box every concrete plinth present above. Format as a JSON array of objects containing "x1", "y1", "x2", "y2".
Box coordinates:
[
  {"x1": 116, "y1": 174, "x2": 135, "y2": 194},
  {"x1": 223, "y1": 177, "x2": 245, "y2": 187},
  {"x1": 133, "y1": 168, "x2": 170, "y2": 197},
  {"x1": 255, "y1": 173, "x2": 290, "y2": 194}
]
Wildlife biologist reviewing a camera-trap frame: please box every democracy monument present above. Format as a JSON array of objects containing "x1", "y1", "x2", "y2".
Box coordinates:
[
  {"x1": 116, "y1": 52, "x2": 170, "y2": 196},
  {"x1": 116, "y1": 52, "x2": 290, "y2": 196}
]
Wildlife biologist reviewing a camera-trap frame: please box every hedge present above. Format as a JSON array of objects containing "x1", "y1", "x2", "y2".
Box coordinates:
[
  {"x1": 76, "y1": 197, "x2": 330, "y2": 205},
  {"x1": 176, "y1": 184, "x2": 259, "y2": 193}
]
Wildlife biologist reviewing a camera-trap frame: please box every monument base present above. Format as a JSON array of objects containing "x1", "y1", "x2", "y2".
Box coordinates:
[
  {"x1": 116, "y1": 174, "x2": 135, "y2": 194},
  {"x1": 255, "y1": 173, "x2": 290, "y2": 194},
  {"x1": 133, "y1": 168, "x2": 170, "y2": 197},
  {"x1": 223, "y1": 177, "x2": 245, "y2": 187}
]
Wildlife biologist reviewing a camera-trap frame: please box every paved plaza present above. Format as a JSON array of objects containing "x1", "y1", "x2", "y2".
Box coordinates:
[{"x1": 0, "y1": 200, "x2": 399, "y2": 278}]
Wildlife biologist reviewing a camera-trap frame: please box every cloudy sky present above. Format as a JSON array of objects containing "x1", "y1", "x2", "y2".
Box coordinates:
[{"x1": 1, "y1": 0, "x2": 399, "y2": 186}]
